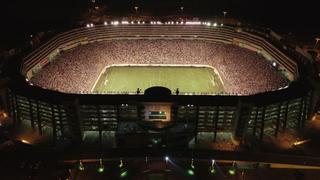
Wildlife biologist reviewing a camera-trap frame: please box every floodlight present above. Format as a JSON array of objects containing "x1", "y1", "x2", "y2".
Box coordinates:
[
  {"x1": 78, "y1": 161, "x2": 85, "y2": 171},
  {"x1": 97, "y1": 159, "x2": 104, "y2": 173}
]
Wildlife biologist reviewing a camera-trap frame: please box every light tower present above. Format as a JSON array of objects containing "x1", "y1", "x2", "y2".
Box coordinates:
[
  {"x1": 223, "y1": 11, "x2": 228, "y2": 18},
  {"x1": 134, "y1": 6, "x2": 139, "y2": 13},
  {"x1": 180, "y1": 6, "x2": 184, "y2": 14}
]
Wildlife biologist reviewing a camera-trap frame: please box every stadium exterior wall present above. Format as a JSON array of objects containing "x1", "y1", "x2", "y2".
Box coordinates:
[{"x1": 4, "y1": 24, "x2": 313, "y2": 146}]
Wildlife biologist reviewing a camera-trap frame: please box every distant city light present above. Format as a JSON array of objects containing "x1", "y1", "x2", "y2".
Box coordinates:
[
  {"x1": 213, "y1": 22, "x2": 218, "y2": 27},
  {"x1": 104, "y1": 21, "x2": 107, "y2": 25}
]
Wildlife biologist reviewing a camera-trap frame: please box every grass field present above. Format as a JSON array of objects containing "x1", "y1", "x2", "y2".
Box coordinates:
[{"x1": 92, "y1": 65, "x2": 224, "y2": 94}]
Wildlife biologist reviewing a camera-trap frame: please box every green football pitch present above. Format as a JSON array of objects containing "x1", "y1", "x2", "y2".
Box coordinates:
[{"x1": 92, "y1": 66, "x2": 224, "y2": 94}]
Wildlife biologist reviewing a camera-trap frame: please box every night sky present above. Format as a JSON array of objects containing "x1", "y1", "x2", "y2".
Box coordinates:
[{"x1": 1, "y1": 0, "x2": 319, "y2": 49}]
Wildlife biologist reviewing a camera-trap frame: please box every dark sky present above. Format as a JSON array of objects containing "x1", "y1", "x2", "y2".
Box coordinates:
[{"x1": 1, "y1": 0, "x2": 319, "y2": 48}]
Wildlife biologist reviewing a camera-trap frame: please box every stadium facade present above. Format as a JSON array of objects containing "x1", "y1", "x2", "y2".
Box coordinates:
[{"x1": 3, "y1": 22, "x2": 315, "y2": 147}]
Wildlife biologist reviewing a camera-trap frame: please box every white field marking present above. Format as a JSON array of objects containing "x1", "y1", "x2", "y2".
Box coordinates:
[
  {"x1": 213, "y1": 68, "x2": 224, "y2": 86},
  {"x1": 92, "y1": 64, "x2": 225, "y2": 94},
  {"x1": 206, "y1": 68, "x2": 216, "y2": 87},
  {"x1": 91, "y1": 67, "x2": 106, "y2": 92}
]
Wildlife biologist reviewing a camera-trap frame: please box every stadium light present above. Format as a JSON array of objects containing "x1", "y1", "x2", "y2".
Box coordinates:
[
  {"x1": 186, "y1": 21, "x2": 201, "y2": 25},
  {"x1": 118, "y1": 158, "x2": 128, "y2": 178},
  {"x1": 207, "y1": 22, "x2": 211, "y2": 26},
  {"x1": 213, "y1": 22, "x2": 218, "y2": 27}
]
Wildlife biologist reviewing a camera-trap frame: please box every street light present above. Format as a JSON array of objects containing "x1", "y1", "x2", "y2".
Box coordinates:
[
  {"x1": 119, "y1": 158, "x2": 128, "y2": 178},
  {"x1": 187, "y1": 158, "x2": 195, "y2": 176},
  {"x1": 314, "y1": 38, "x2": 320, "y2": 49},
  {"x1": 209, "y1": 159, "x2": 216, "y2": 174},
  {"x1": 228, "y1": 161, "x2": 236, "y2": 176},
  {"x1": 78, "y1": 160, "x2": 85, "y2": 171},
  {"x1": 97, "y1": 159, "x2": 104, "y2": 173}
]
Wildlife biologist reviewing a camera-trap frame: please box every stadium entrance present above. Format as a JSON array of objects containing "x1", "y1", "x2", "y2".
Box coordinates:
[
  {"x1": 143, "y1": 102, "x2": 172, "y2": 122},
  {"x1": 139, "y1": 102, "x2": 173, "y2": 130}
]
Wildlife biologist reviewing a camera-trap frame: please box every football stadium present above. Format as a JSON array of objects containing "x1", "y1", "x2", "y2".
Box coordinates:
[{"x1": 3, "y1": 20, "x2": 314, "y2": 148}]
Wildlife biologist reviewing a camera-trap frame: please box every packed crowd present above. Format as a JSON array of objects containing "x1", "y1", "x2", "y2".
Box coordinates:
[{"x1": 30, "y1": 39, "x2": 288, "y2": 95}]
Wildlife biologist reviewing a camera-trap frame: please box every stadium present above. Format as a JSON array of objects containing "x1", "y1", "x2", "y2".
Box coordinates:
[{"x1": 3, "y1": 20, "x2": 314, "y2": 148}]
